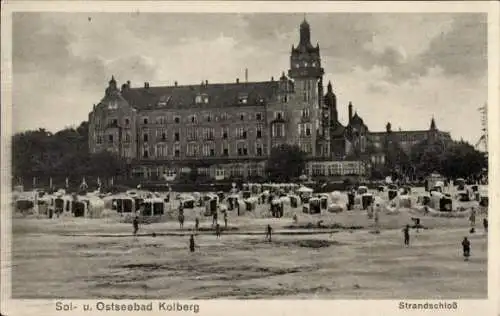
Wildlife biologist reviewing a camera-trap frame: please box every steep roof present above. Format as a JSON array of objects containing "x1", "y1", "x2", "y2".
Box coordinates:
[
  {"x1": 330, "y1": 123, "x2": 346, "y2": 137},
  {"x1": 120, "y1": 81, "x2": 281, "y2": 110},
  {"x1": 350, "y1": 111, "x2": 364, "y2": 126}
]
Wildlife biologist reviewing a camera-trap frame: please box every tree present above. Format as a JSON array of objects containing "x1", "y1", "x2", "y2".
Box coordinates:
[
  {"x1": 266, "y1": 144, "x2": 307, "y2": 182},
  {"x1": 441, "y1": 140, "x2": 487, "y2": 179},
  {"x1": 12, "y1": 122, "x2": 130, "y2": 187},
  {"x1": 410, "y1": 138, "x2": 447, "y2": 178}
]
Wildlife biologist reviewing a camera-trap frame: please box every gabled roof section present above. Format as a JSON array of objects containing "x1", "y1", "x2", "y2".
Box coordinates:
[
  {"x1": 121, "y1": 81, "x2": 280, "y2": 110},
  {"x1": 330, "y1": 123, "x2": 346, "y2": 138}
]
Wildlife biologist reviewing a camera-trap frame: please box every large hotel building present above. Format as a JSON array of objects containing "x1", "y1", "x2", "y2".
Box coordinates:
[{"x1": 88, "y1": 19, "x2": 451, "y2": 181}]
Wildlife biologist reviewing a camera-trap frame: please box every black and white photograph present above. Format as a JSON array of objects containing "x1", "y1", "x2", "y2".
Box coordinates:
[{"x1": 1, "y1": 1, "x2": 499, "y2": 315}]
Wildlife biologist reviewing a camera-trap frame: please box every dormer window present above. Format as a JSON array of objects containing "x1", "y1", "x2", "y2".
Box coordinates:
[
  {"x1": 190, "y1": 115, "x2": 197, "y2": 124},
  {"x1": 108, "y1": 100, "x2": 118, "y2": 110},
  {"x1": 240, "y1": 113, "x2": 245, "y2": 121},
  {"x1": 143, "y1": 117, "x2": 149, "y2": 125},
  {"x1": 238, "y1": 93, "x2": 248, "y2": 104},
  {"x1": 174, "y1": 116, "x2": 180, "y2": 124},
  {"x1": 275, "y1": 111, "x2": 284, "y2": 120},
  {"x1": 196, "y1": 94, "x2": 209, "y2": 104}
]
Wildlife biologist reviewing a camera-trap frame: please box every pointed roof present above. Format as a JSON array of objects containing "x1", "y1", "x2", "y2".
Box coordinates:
[
  {"x1": 430, "y1": 117, "x2": 437, "y2": 130},
  {"x1": 327, "y1": 81, "x2": 333, "y2": 93},
  {"x1": 350, "y1": 110, "x2": 365, "y2": 126}
]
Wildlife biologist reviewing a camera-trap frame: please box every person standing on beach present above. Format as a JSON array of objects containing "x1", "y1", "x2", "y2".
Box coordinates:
[
  {"x1": 266, "y1": 224, "x2": 273, "y2": 242},
  {"x1": 402, "y1": 225, "x2": 410, "y2": 246},
  {"x1": 212, "y1": 210, "x2": 218, "y2": 227},
  {"x1": 178, "y1": 212, "x2": 185, "y2": 230},
  {"x1": 483, "y1": 218, "x2": 488, "y2": 233},
  {"x1": 469, "y1": 208, "x2": 476, "y2": 227},
  {"x1": 189, "y1": 234, "x2": 195, "y2": 253},
  {"x1": 215, "y1": 223, "x2": 221, "y2": 239},
  {"x1": 133, "y1": 216, "x2": 139, "y2": 236},
  {"x1": 462, "y1": 237, "x2": 471, "y2": 261},
  {"x1": 224, "y1": 211, "x2": 228, "y2": 229},
  {"x1": 195, "y1": 217, "x2": 200, "y2": 232}
]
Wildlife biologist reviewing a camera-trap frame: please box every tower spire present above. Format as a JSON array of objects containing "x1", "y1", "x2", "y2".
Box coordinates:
[{"x1": 430, "y1": 116, "x2": 436, "y2": 130}]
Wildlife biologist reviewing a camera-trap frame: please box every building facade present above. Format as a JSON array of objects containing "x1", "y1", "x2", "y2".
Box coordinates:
[{"x1": 88, "y1": 19, "x2": 451, "y2": 181}]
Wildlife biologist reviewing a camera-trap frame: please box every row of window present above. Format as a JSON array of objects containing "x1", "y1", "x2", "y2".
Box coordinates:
[
  {"x1": 132, "y1": 165, "x2": 265, "y2": 179},
  {"x1": 95, "y1": 125, "x2": 266, "y2": 145},
  {"x1": 310, "y1": 163, "x2": 366, "y2": 176},
  {"x1": 94, "y1": 111, "x2": 295, "y2": 129},
  {"x1": 144, "y1": 112, "x2": 265, "y2": 125},
  {"x1": 142, "y1": 142, "x2": 268, "y2": 159}
]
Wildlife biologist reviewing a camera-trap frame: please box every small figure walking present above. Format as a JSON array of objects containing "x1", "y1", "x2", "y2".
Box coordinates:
[
  {"x1": 215, "y1": 223, "x2": 221, "y2": 239},
  {"x1": 469, "y1": 208, "x2": 476, "y2": 227},
  {"x1": 265, "y1": 224, "x2": 273, "y2": 242},
  {"x1": 212, "y1": 211, "x2": 218, "y2": 227},
  {"x1": 224, "y1": 212, "x2": 228, "y2": 229},
  {"x1": 462, "y1": 237, "x2": 471, "y2": 261},
  {"x1": 178, "y1": 213, "x2": 185, "y2": 230},
  {"x1": 189, "y1": 234, "x2": 195, "y2": 253},
  {"x1": 133, "y1": 216, "x2": 139, "y2": 236},
  {"x1": 402, "y1": 224, "x2": 410, "y2": 246},
  {"x1": 195, "y1": 217, "x2": 200, "y2": 232},
  {"x1": 483, "y1": 218, "x2": 488, "y2": 233}
]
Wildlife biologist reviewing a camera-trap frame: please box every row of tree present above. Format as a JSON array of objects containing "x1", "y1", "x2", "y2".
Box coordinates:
[
  {"x1": 11, "y1": 122, "x2": 487, "y2": 186},
  {"x1": 12, "y1": 122, "x2": 127, "y2": 186},
  {"x1": 379, "y1": 135, "x2": 487, "y2": 181}
]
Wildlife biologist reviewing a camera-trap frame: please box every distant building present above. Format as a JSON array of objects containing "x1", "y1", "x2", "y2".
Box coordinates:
[{"x1": 88, "y1": 19, "x2": 451, "y2": 181}]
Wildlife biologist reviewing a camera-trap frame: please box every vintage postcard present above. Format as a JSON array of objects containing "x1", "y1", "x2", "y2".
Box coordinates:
[{"x1": 1, "y1": 1, "x2": 499, "y2": 316}]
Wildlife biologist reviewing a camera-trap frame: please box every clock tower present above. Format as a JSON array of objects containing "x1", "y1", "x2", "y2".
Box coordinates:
[{"x1": 288, "y1": 18, "x2": 325, "y2": 157}]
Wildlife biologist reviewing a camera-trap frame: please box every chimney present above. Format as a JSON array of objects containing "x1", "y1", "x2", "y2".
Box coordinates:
[
  {"x1": 271, "y1": 76, "x2": 274, "y2": 81},
  {"x1": 205, "y1": 80, "x2": 208, "y2": 87},
  {"x1": 348, "y1": 102, "x2": 353, "y2": 124},
  {"x1": 144, "y1": 82, "x2": 149, "y2": 89},
  {"x1": 127, "y1": 80, "x2": 131, "y2": 87},
  {"x1": 245, "y1": 68, "x2": 248, "y2": 83},
  {"x1": 174, "y1": 81, "x2": 178, "y2": 87},
  {"x1": 236, "y1": 78, "x2": 240, "y2": 84}
]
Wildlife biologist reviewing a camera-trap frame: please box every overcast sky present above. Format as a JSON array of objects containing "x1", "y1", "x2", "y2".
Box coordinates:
[{"x1": 12, "y1": 12, "x2": 487, "y2": 144}]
